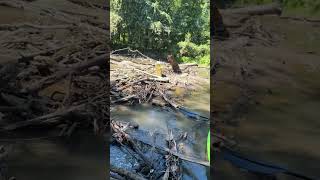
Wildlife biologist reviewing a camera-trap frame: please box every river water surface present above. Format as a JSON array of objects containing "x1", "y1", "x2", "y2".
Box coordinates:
[{"x1": 111, "y1": 86, "x2": 210, "y2": 179}]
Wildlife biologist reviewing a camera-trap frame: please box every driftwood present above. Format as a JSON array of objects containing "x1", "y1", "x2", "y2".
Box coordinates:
[
  {"x1": 0, "y1": 1, "x2": 24, "y2": 9},
  {"x1": 0, "y1": 23, "x2": 73, "y2": 31},
  {"x1": 110, "y1": 165, "x2": 147, "y2": 180},
  {"x1": 111, "y1": 95, "x2": 137, "y2": 104},
  {"x1": 134, "y1": 69, "x2": 165, "y2": 79},
  {"x1": 132, "y1": 130, "x2": 210, "y2": 167},
  {"x1": 2, "y1": 104, "x2": 86, "y2": 131},
  {"x1": 18, "y1": 45, "x2": 70, "y2": 63},
  {"x1": 0, "y1": 0, "x2": 109, "y2": 137},
  {"x1": 111, "y1": 121, "x2": 155, "y2": 170},
  {"x1": 113, "y1": 119, "x2": 210, "y2": 167},
  {"x1": 161, "y1": 92, "x2": 179, "y2": 109},
  {"x1": 116, "y1": 78, "x2": 168, "y2": 91},
  {"x1": 22, "y1": 54, "x2": 107, "y2": 93},
  {"x1": 221, "y1": 3, "x2": 282, "y2": 16}
]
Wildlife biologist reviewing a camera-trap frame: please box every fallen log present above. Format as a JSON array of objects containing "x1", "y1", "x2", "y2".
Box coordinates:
[
  {"x1": 221, "y1": 3, "x2": 282, "y2": 16},
  {"x1": 135, "y1": 69, "x2": 166, "y2": 80},
  {"x1": 22, "y1": 54, "x2": 108, "y2": 93},
  {"x1": 2, "y1": 104, "x2": 86, "y2": 131},
  {"x1": 0, "y1": 23, "x2": 73, "y2": 31},
  {"x1": 116, "y1": 78, "x2": 168, "y2": 91},
  {"x1": 111, "y1": 121, "x2": 155, "y2": 170},
  {"x1": 18, "y1": 44, "x2": 70, "y2": 63},
  {"x1": 160, "y1": 92, "x2": 179, "y2": 109},
  {"x1": 123, "y1": 124, "x2": 210, "y2": 167},
  {"x1": 111, "y1": 95, "x2": 137, "y2": 104},
  {"x1": 110, "y1": 165, "x2": 147, "y2": 180},
  {"x1": 132, "y1": 131, "x2": 210, "y2": 167},
  {"x1": 0, "y1": 1, "x2": 24, "y2": 9}
]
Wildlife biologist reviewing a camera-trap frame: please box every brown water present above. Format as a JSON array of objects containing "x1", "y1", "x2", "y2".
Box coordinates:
[
  {"x1": 213, "y1": 16, "x2": 320, "y2": 179},
  {"x1": 3, "y1": 131, "x2": 106, "y2": 180},
  {"x1": 111, "y1": 86, "x2": 210, "y2": 179}
]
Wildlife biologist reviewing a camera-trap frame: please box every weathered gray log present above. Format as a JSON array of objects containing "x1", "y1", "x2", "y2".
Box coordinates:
[
  {"x1": 116, "y1": 77, "x2": 168, "y2": 91},
  {"x1": 221, "y1": 3, "x2": 282, "y2": 16},
  {"x1": 0, "y1": 23, "x2": 73, "y2": 31},
  {"x1": 111, "y1": 95, "x2": 137, "y2": 104}
]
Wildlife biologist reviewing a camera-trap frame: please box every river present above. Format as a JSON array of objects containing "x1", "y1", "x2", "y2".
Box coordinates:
[{"x1": 111, "y1": 85, "x2": 210, "y2": 179}]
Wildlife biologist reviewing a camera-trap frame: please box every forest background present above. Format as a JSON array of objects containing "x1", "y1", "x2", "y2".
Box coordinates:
[{"x1": 111, "y1": 0, "x2": 210, "y2": 65}]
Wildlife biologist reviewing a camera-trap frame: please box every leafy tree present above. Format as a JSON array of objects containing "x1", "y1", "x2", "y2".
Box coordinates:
[{"x1": 111, "y1": 0, "x2": 210, "y2": 65}]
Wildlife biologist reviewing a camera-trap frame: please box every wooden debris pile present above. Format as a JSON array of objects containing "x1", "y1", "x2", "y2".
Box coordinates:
[
  {"x1": 212, "y1": 3, "x2": 284, "y2": 153},
  {"x1": 110, "y1": 49, "x2": 209, "y2": 107},
  {"x1": 0, "y1": 0, "x2": 109, "y2": 134},
  {"x1": 110, "y1": 120, "x2": 209, "y2": 180}
]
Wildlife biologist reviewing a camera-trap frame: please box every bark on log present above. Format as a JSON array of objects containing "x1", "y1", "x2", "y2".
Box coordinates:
[{"x1": 221, "y1": 3, "x2": 282, "y2": 16}]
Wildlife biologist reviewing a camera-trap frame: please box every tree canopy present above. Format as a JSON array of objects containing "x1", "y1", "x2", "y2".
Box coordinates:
[{"x1": 111, "y1": 0, "x2": 210, "y2": 65}]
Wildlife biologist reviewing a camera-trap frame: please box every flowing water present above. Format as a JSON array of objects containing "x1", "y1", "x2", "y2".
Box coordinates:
[
  {"x1": 110, "y1": 86, "x2": 210, "y2": 179},
  {"x1": 213, "y1": 16, "x2": 320, "y2": 179},
  {"x1": 2, "y1": 131, "x2": 106, "y2": 180}
]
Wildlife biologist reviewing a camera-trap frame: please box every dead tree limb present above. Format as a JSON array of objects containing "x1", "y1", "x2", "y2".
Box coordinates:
[
  {"x1": 110, "y1": 165, "x2": 147, "y2": 180},
  {"x1": 2, "y1": 104, "x2": 86, "y2": 130},
  {"x1": 111, "y1": 95, "x2": 137, "y2": 104},
  {"x1": 133, "y1": 131, "x2": 210, "y2": 167},
  {"x1": 0, "y1": 23, "x2": 73, "y2": 31},
  {"x1": 116, "y1": 78, "x2": 168, "y2": 91}
]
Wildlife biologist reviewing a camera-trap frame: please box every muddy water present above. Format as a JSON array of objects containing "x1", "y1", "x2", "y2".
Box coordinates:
[
  {"x1": 111, "y1": 87, "x2": 210, "y2": 179},
  {"x1": 214, "y1": 16, "x2": 320, "y2": 179},
  {"x1": 3, "y1": 131, "x2": 106, "y2": 180},
  {"x1": 231, "y1": 69, "x2": 320, "y2": 179}
]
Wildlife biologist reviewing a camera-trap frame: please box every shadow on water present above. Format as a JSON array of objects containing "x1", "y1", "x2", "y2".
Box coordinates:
[{"x1": 3, "y1": 131, "x2": 106, "y2": 180}]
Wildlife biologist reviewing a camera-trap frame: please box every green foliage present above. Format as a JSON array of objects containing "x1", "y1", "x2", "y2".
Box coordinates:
[
  {"x1": 111, "y1": 0, "x2": 210, "y2": 65},
  {"x1": 177, "y1": 33, "x2": 209, "y2": 57},
  {"x1": 281, "y1": 0, "x2": 320, "y2": 16},
  {"x1": 177, "y1": 33, "x2": 210, "y2": 65}
]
